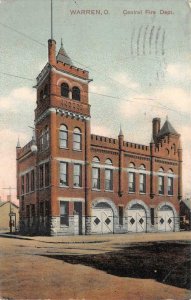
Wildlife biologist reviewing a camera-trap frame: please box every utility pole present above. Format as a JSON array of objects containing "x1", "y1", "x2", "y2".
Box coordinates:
[{"x1": 1, "y1": 186, "x2": 16, "y2": 233}]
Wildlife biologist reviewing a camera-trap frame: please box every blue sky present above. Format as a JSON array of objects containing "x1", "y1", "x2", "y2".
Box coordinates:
[{"x1": 0, "y1": 0, "x2": 191, "y2": 201}]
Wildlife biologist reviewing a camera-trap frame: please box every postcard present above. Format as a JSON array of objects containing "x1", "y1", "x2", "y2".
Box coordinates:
[{"x1": 0, "y1": 1, "x2": 191, "y2": 299}]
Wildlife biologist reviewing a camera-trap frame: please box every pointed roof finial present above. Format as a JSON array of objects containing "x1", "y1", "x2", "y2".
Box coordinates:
[
  {"x1": 16, "y1": 137, "x2": 21, "y2": 148},
  {"x1": 166, "y1": 115, "x2": 168, "y2": 121},
  {"x1": 119, "y1": 124, "x2": 123, "y2": 136},
  {"x1": 56, "y1": 42, "x2": 73, "y2": 65}
]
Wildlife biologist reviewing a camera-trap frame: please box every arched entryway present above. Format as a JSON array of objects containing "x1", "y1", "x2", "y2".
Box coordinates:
[
  {"x1": 91, "y1": 199, "x2": 116, "y2": 234},
  {"x1": 157, "y1": 204, "x2": 175, "y2": 232},
  {"x1": 126, "y1": 200, "x2": 149, "y2": 233}
]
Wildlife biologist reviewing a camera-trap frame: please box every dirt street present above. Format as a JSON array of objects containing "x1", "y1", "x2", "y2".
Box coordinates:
[{"x1": 0, "y1": 231, "x2": 191, "y2": 300}]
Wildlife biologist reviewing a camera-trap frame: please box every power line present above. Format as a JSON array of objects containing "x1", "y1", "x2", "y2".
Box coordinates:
[
  {"x1": 0, "y1": 20, "x2": 188, "y2": 98},
  {"x1": 0, "y1": 19, "x2": 189, "y2": 116},
  {"x1": 0, "y1": 22, "x2": 46, "y2": 47},
  {"x1": 1, "y1": 72, "x2": 34, "y2": 81},
  {"x1": 0, "y1": 71, "x2": 189, "y2": 116}
]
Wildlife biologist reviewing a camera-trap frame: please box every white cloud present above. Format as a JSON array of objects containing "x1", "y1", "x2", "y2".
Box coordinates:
[
  {"x1": 0, "y1": 87, "x2": 35, "y2": 112},
  {"x1": 166, "y1": 63, "x2": 191, "y2": 81},
  {"x1": 114, "y1": 72, "x2": 139, "y2": 90},
  {"x1": 90, "y1": 83, "x2": 109, "y2": 94},
  {"x1": 91, "y1": 124, "x2": 112, "y2": 137},
  {"x1": 119, "y1": 86, "x2": 191, "y2": 120}
]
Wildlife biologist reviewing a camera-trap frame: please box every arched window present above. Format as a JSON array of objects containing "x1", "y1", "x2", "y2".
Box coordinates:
[
  {"x1": 73, "y1": 128, "x2": 82, "y2": 150},
  {"x1": 61, "y1": 83, "x2": 69, "y2": 98},
  {"x1": 158, "y1": 167, "x2": 164, "y2": 195},
  {"x1": 72, "y1": 86, "x2": 80, "y2": 101},
  {"x1": 92, "y1": 156, "x2": 100, "y2": 163},
  {"x1": 139, "y1": 164, "x2": 146, "y2": 170},
  {"x1": 105, "y1": 158, "x2": 112, "y2": 165},
  {"x1": 92, "y1": 157, "x2": 100, "y2": 190},
  {"x1": 129, "y1": 162, "x2": 135, "y2": 168},
  {"x1": 59, "y1": 125, "x2": 68, "y2": 148},
  {"x1": 128, "y1": 162, "x2": 135, "y2": 193}
]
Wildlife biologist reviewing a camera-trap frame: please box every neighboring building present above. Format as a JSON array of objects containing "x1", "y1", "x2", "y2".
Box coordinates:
[
  {"x1": 16, "y1": 38, "x2": 182, "y2": 236},
  {"x1": 180, "y1": 198, "x2": 191, "y2": 230},
  {"x1": 0, "y1": 201, "x2": 19, "y2": 232}
]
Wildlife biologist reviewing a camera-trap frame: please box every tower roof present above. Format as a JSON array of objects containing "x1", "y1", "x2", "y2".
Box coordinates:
[
  {"x1": 119, "y1": 124, "x2": 123, "y2": 136},
  {"x1": 157, "y1": 119, "x2": 178, "y2": 138},
  {"x1": 16, "y1": 137, "x2": 21, "y2": 148},
  {"x1": 56, "y1": 39, "x2": 73, "y2": 66}
]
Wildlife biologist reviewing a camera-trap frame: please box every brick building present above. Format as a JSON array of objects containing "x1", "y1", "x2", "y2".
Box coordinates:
[{"x1": 16, "y1": 39, "x2": 182, "y2": 235}]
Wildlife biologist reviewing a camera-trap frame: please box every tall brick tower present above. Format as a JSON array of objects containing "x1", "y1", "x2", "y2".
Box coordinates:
[{"x1": 33, "y1": 39, "x2": 92, "y2": 235}]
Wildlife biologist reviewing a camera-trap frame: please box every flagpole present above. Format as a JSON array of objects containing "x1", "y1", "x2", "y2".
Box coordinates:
[{"x1": 51, "y1": 0, "x2": 53, "y2": 40}]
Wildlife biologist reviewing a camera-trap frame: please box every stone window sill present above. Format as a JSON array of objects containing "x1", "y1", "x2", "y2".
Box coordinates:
[
  {"x1": 59, "y1": 185, "x2": 69, "y2": 188},
  {"x1": 73, "y1": 186, "x2": 83, "y2": 189},
  {"x1": 59, "y1": 147, "x2": 69, "y2": 150}
]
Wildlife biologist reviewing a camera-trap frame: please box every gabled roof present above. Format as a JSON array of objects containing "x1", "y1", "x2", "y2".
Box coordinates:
[
  {"x1": 56, "y1": 39, "x2": 73, "y2": 66},
  {"x1": 157, "y1": 119, "x2": 178, "y2": 138},
  {"x1": 0, "y1": 201, "x2": 19, "y2": 209}
]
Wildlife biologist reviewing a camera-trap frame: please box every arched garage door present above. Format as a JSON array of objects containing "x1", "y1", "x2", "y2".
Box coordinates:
[
  {"x1": 158, "y1": 205, "x2": 174, "y2": 232},
  {"x1": 91, "y1": 203, "x2": 113, "y2": 234},
  {"x1": 127, "y1": 204, "x2": 146, "y2": 233}
]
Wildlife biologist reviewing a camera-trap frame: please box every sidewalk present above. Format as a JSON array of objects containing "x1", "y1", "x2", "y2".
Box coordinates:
[{"x1": 1, "y1": 230, "x2": 191, "y2": 245}]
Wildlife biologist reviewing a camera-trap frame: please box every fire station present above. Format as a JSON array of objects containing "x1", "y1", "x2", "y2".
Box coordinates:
[{"x1": 16, "y1": 38, "x2": 182, "y2": 235}]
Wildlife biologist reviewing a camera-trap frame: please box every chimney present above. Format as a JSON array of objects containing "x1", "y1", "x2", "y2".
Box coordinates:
[
  {"x1": 48, "y1": 39, "x2": 56, "y2": 65},
  {"x1": 152, "y1": 118, "x2": 161, "y2": 141}
]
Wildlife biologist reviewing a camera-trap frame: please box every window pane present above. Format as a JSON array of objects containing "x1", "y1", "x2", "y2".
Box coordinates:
[
  {"x1": 74, "y1": 134, "x2": 81, "y2": 143},
  {"x1": 72, "y1": 87, "x2": 80, "y2": 101},
  {"x1": 60, "y1": 139, "x2": 67, "y2": 148},
  {"x1": 60, "y1": 201, "x2": 69, "y2": 226},
  {"x1": 92, "y1": 167, "x2": 100, "y2": 189},
  {"x1": 61, "y1": 83, "x2": 69, "y2": 98},
  {"x1": 60, "y1": 131, "x2": 67, "y2": 140},
  {"x1": 139, "y1": 173, "x2": 146, "y2": 193},
  {"x1": 168, "y1": 177, "x2": 173, "y2": 195},
  {"x1": 92, "y1": 168, "x2": 98, "y2": 178},
  {"x1": 60, "y1": 128, "x2": 68, "y2": 148},
  {"x1": 158, "y1": 176, "x2": 164, "y2": 194},
  {"x1": 129, "y1": 172, "x2": 135, "y2": 192},
  {"x1": 73, "y1": 164, "x2": 82, "y2": 187},
  {"x1": 105, "y1": 169, "x2": 112, "y2": 190},
  {"x1": 60, "y1": 162, "x2": 68, "y2": 186}
]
